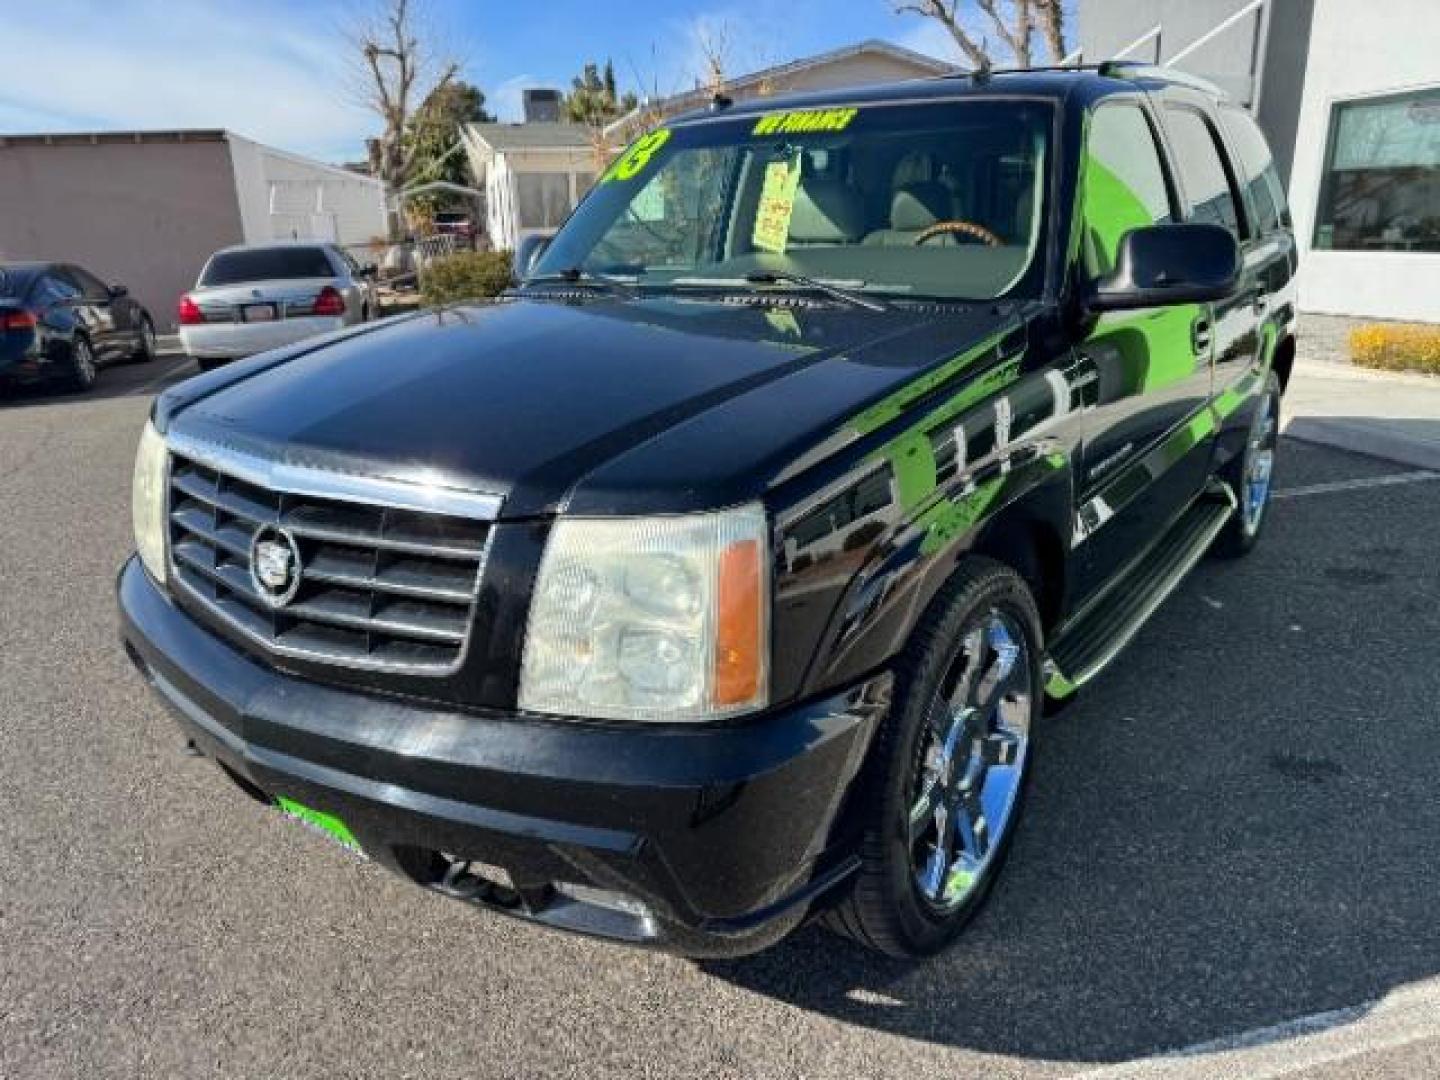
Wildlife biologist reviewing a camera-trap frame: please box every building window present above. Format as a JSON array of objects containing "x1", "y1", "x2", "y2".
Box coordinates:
[
  {"x1": 1314, "y1": 87, "x2": 1440, "y2": 253},
  {"x1": 515, "y1": 173, "x2": 573, "y2": 229}
]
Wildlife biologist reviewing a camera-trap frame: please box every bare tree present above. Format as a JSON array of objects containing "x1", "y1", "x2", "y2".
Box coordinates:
[
  {"x1": 1034, "y1": 0, "x2": 1068, "y2": 63},
  {"x1": 896, "y1": 0, "x2": 1069, "y2": 71},
  {"x1": 350, "y1": 0, "x2": 459, "y2": 193},
  {"x1": 694, "y1": 20, "x2": 731, "y2": 95}
]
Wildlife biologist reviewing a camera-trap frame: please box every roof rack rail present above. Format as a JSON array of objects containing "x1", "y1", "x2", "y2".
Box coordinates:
[
  {"x1": 1096, "y1": 60, "x2": 1227, "y2": 98},
  {"x1": 934, "y1": 62, "x2": 1101, "y2": 82},
  {"x1": 932, "y1": 62, "x2": 1226, "y2": 98}
]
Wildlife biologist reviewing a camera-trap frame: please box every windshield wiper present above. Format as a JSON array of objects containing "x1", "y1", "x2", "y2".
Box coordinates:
[
  {"x1": 522, "y1": 266, "x2": 639, "y2": 297},
  {"x1": 743, "y1": 271, "x2": 890, "y2": 312},
  {"x1": 669, "y1": 270, "x2": 884, "y2": 313}
]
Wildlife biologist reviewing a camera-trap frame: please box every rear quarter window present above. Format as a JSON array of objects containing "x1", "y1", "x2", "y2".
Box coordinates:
[
  {"x1": 1220, "y1": 106, "x2": 1289, "y2": 234},
  {"x1": 1162, "y1": 107, "x2": 1244, "y2": 236},
  {"x1": 200, "y1": 247, "x2": 335, "y2": 286}
]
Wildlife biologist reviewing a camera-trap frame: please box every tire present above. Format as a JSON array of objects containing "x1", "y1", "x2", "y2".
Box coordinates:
[
  {"x1": 68, "y1": 336, "x2": 98, "y2": 392},
  {"x1": 1213, "y1": 371, "x2": 1281, "y2": 559},
  {"x1": 823, "y1": 557, "x2": 1044, "y2": 958},
  {"x1": 131, "y1": 316, "x2": 157, "y2": 363}
]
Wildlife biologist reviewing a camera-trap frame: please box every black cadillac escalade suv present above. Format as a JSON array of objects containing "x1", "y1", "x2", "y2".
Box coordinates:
[{"x1": 120, "y1": 64, "x2": 1296, "y2": 958}]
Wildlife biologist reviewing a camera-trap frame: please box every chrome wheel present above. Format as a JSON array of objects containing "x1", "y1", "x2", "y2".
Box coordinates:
[
  {"x1": 1242, "y1": 392, "x2": 1277, "y2": 535},
  {"x1": 72, "y1": 339, "x2": 96, "y2": 387},
  {"x1": 909, "y1": 610, "x2": 1033, "y2": 913}
]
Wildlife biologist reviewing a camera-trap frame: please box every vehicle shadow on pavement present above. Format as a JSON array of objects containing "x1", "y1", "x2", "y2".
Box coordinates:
[
  {"x1": 0, "y1": 354, "x2": 194, "y2": 410},
  {"x1": 1285, "y1": 414, "x2": 1440, "y2": 473},
  {"x1": 703, "y1": 452, "x2": 1440, "y2": 1062}
]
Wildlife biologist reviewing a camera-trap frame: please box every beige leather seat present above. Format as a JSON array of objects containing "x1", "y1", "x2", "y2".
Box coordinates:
[
  {"x1": 784, "y1": 177, "x2": 866, "y2": 247},
  {"x1": 863, "y1": 182, "x2": 957, "y2": 246}
]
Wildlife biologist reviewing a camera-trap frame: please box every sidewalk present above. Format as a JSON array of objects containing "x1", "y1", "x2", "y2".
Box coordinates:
[{"x1": 1283, "y1": 358, "x2": 1440, "y2": 471}]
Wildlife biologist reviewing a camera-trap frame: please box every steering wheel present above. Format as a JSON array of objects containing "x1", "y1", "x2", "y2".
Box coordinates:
[{"x1": 914, "y1": 220, "x2": 1003, "y2": 247}]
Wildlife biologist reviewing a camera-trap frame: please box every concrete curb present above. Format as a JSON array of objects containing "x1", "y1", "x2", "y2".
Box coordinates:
[{"x1": 1294, "y1": 359, "x2": 1440, "y2": 389}]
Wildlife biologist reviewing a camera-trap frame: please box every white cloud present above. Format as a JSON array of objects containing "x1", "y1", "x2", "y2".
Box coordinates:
[
  {"x1": 893, "y1": 18, "x2": 966, "y2": 66},
  {"x1": 638, "y1": 4, "x2": 810, "y2": 101},
  {"x1": 490, "y1": 75, "x2": 548, "y2": 123},
  {"x1": 0, "y1": 0, "x2": 380, "y2": 161}
]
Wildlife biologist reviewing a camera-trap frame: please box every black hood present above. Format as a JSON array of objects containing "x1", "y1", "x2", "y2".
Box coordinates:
[{"x1": 163, "y1": 296, "x2": 1020, "y2": 517}]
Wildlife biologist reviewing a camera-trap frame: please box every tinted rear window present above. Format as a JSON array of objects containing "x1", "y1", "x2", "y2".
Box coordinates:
[
  {"x1": 0, "y1": 268, "x2": 36, "y2": 299},
  {"x1": 200, "y1": 247, "x2": 333, "y2": 286}
]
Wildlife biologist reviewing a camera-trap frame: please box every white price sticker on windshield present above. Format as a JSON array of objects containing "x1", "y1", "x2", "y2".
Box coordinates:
[{"x1": 752, "y1": 152, "x2": 803, "y2": 254}]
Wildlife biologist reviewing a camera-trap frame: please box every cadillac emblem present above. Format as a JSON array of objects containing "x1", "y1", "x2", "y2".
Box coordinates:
[{"x1": 249, "y1": 525, "x2": 302, "y2": 608}]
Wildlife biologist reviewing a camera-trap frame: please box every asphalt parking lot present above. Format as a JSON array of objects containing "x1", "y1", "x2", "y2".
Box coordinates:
[{"x1": 2, "y1": 352, "x2": 1438, "y2": 1079}]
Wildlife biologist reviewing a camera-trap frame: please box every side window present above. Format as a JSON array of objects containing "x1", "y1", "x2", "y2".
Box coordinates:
[
  {"x1": 44, "y1": 271, "x2": 82, "y2": 303},
  {"x1": 67, "y1": 265, "x2": 110, "y2": 300},
  {"x1": 36, "y1": 276, "x2": 79, "y2": 306},
  {"x1": 1083, "y1": 103, "x2": 1175, "y2": 275},
  {"x1": 1163, "y1": 107, "x2": 1244, "y2": 237},
  {"x1": 1220, "y1": 106, "x2": 1287, "y2": 234}
]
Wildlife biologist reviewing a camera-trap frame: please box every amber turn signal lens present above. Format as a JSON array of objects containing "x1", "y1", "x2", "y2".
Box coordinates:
[{"x1": 713, "y1": 538, "x2": 764, "y2": 707}]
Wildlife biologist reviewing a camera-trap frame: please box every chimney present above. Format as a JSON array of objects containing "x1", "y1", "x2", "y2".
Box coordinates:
[{"x1": 522, "y1": 87, "x2": 563, "y2": 123}]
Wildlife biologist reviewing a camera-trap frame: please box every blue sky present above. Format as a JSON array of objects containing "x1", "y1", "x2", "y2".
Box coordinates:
[{"x1": 0, "y1": 1, "x2": 1073, "y2": 163}]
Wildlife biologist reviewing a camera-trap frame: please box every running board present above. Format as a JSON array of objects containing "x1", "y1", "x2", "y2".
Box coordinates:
[{"x1": 1045, "y1": 483, "x2": 1237, "y2": 697}]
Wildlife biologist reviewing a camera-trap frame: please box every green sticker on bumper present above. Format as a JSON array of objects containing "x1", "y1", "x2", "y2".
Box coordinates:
[{"x1": 276, "y1": 796, "x2": 363, "y2": 856}]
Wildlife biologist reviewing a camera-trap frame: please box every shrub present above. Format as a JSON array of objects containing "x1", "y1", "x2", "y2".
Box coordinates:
[
  {"x1": 1349, "y1": 322, "x2": 1440, "y2": 375},
  {"x1": 420, "y1": 251, "x2": 514, "y2": 306}
]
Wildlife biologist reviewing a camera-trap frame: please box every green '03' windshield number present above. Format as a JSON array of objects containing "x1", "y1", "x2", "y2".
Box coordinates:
[{"x1": 602, "y1": 129, "x2": 672, "y2": 183}]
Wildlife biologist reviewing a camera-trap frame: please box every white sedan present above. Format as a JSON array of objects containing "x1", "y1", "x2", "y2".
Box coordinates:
[{"x1": 178, "y1": 242, "x2": 378, "y2": 370}]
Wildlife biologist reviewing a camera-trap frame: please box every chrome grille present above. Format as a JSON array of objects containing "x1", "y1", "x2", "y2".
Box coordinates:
[{"x1": 166, "y1": 449, "x2": 492, "y2": 675}]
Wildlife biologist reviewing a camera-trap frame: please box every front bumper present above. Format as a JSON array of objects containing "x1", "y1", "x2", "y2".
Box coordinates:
[
  {"x1": 179, "y1": 317, "x2": 345, "y2": 359},
  {"x1": 118, "y1": 558, "x2": 890, "y2": 956}
]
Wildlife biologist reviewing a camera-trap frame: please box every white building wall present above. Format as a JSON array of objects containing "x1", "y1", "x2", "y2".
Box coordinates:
[
  {"x1": 473, "y1": 145, "x2": 598, "y2": 251},
  {"x1": 486, "y1": 153, "x2": 515, "y2": 251},
  {"x1": 1289, "y1": 0, "x2": 1440, "y2": 321},
  {"x1": 226, "y1": 133, "x2": 387, "y2": 250}
]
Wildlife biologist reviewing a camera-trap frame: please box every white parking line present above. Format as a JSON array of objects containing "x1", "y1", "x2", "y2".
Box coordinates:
[
  {"x1": 1273, "y1": 471, "x2": 1440, "y2": 500},
  {"x1": 1063, "y1": 977, "x2": 1440, "y2": 1079}
]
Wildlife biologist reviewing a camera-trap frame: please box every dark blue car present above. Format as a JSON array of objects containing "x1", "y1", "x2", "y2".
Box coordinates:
[{"x1": 0, "y1": 262, "x2": 157, "y2": 392}]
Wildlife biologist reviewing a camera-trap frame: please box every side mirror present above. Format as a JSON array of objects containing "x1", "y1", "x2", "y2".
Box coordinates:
[
  {"x1": 515, "y1": 234, "x2": 551, "y2": 280},
  {"x1": 1086, "y1": 223, "x2": 1239, "y2": 313},
  {"x1": 108, "y1": 283, "x2": 129, "y2": 298}
]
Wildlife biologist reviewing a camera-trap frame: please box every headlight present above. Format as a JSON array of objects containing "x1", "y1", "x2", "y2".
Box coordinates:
[
  {"x1": 519, "y1": 505, "x2": 769, "y2": 722},
  {"x1": 131, "y1": 419, "x2": 168, "y2": 584}
]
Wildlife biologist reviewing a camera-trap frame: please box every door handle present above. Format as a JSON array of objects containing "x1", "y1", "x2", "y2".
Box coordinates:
[{"x1": 1191, "y1": 316, "x2": 1213, "y2": 355}]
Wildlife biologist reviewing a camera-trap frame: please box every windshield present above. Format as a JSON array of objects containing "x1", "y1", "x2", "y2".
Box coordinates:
[
  {"x1": 534, "y1": 100, "x2": 1053, "y2": 301},
  {"x1": 200, "y1": 247, "x2": 334, "y2": 286}
]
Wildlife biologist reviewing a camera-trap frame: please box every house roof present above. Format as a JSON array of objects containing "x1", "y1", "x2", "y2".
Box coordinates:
[
  {"x1": 640, "y1": 38, "x2": 956, "y2": 118},
  {"x1": 0, "y1": 129, "x2": 228, "y2": 147},
  {"x1": 464, "y1": 122, "x2": 594, "y2": 152}
]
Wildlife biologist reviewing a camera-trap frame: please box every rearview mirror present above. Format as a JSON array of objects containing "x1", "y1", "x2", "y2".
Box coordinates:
[
  {"x1": 515, "y1": 234, "x2": 550, "y2": 279},
  {"x1": 1086, "y1": 223, "x2": 1239, "y2": 313}
]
